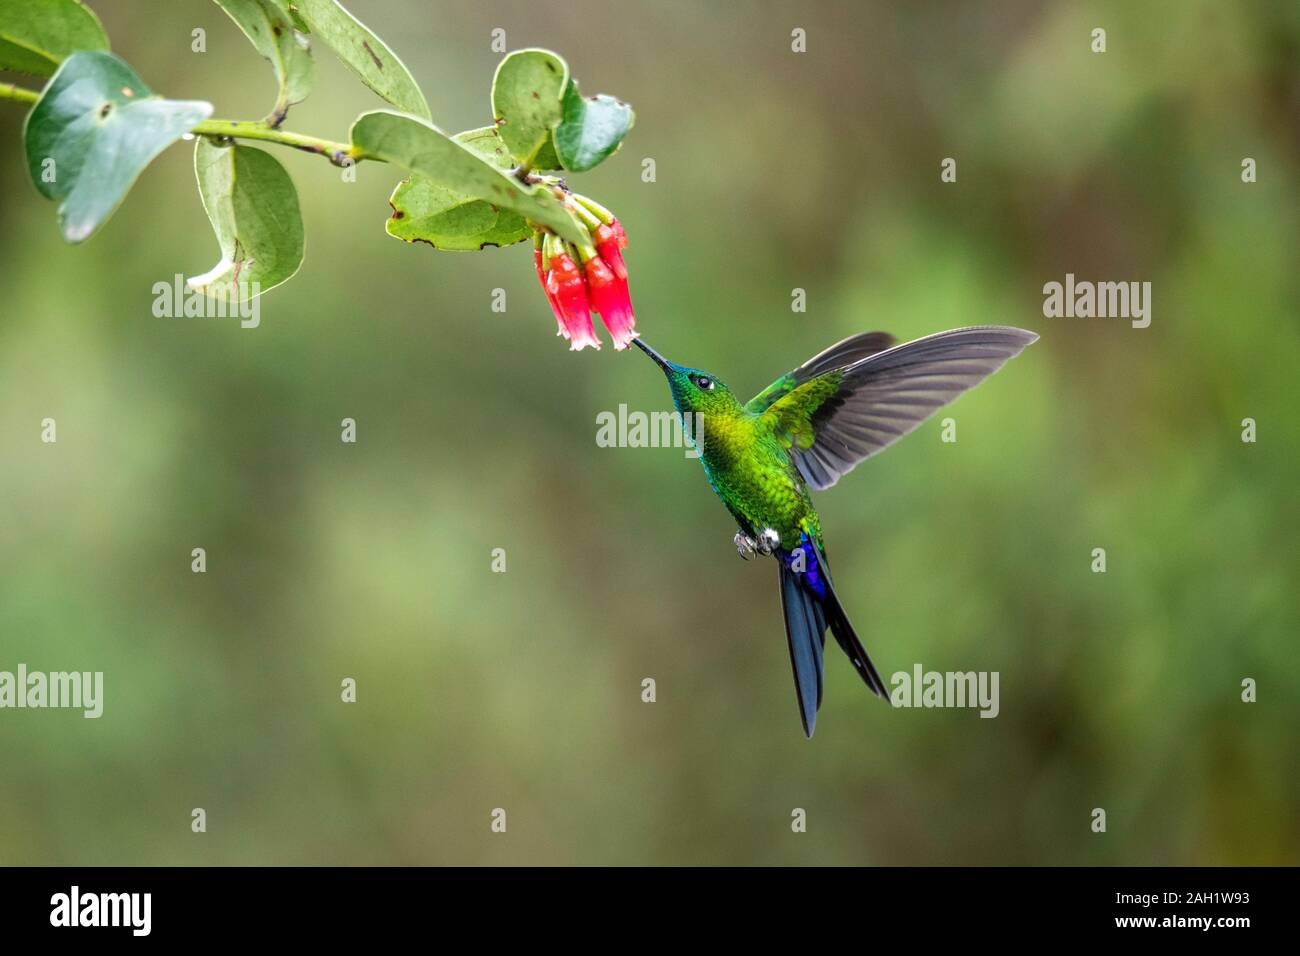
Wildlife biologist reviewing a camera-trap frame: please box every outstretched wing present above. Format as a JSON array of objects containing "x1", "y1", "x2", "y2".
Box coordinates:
[
  {"x1": 744, "y1": 331, "x2": 897, "y2": 414},
  {"x1": 761, "y1": 326, "x2": 1039, "y2": 490}
]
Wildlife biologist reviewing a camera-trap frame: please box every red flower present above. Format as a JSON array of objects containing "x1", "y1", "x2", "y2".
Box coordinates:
[
  {"x1": 592, "y1": 221, "x2": 628, "y2": 281},
  {"x1": 546, "y1": 252, "x2": 601, "y2": 351},
  {"x1": 585, "y1": 255, "x2": 637, "y2": 350},
  {"x1": 532, "y1": 201, "x2": 635, "y2": 353},
  {"x1": 534, "y1": 249, "x2": 567, "y2": 338}
]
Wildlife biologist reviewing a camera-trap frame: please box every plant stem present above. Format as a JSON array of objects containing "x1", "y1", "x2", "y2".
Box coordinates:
[
  {"x1": 0, "y1": 83, "x2": 39, "y2": 105},
  {"x1": 191, "y1": 119, "x2": 361, "y2": 167},
  {"x1": 1, "y1": 82, "x2": 363, "y2": 167}
]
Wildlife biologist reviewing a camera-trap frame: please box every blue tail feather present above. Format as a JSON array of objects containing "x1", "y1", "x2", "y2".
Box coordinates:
[{"x1": 777, "y1": 536, "x2": 888, "y2": 737}]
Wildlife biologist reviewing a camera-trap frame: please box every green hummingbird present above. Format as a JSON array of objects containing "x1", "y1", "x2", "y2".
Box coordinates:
[{"x1": 634, "y1": 326, "x2": 1038, "y2": 736}]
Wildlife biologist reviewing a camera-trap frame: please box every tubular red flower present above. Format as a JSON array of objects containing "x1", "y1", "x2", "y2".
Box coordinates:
[
  {"x1": 585, "y1": 255, "x2": 637, "y2": 350},
  {"x1": 535, "y1": 249, "x2": 568, "y2": 338},
  {"x1": 546, "y1": 252, "x2": 601, "y2": 351},
  {"x1": 609, "y1": 218, "x2": 628, "y2": 250},
  {"x1": 592, "y1": 223, "x2": 627, "y2": 281}
]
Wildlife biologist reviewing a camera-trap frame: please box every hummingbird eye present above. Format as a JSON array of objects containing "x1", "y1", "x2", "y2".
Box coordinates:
[{"x1": 692, "y1": 375, "x2": 714, "y2": 391}]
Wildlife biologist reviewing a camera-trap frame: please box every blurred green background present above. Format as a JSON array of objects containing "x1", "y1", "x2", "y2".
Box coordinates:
[{"x1": 1, "y1": 0, "x2": 1297, "y2": 865}]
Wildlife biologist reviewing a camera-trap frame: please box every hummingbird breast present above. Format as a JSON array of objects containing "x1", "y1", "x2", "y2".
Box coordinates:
[{"x1": 699, "y1": 413, "x2": 815, "y2": 547}]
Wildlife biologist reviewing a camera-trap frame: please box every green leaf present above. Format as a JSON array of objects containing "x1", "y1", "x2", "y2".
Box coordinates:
[
  {"x1": 554, "y1": 80, "x2": 634, "y2": 172},
  {"x1": 24, "y1": 51, "x2": 212, "y2": 243},
  {"x1": 351, "y1": 110, "x2": 585, "y2": 244},
  {"x1": 491, "y1": 49, "x2": 568, "y2": 167},
  {"x1": 531, "y1": 133, "x2": 562, "y2": 171},
  {"x1": 292, "y1": 0, "x2": 429, "y2": 120},
  {"x1": 286, "y1": 7, "x2": 310, "y2": 34},
  {"x1": 0, "y1": 0, "x2": 109, "y2": 76},
  {"x1": 387, "y1": 182, "x2": 531, "y2": 252},
  {"x1": 188, "y1": 138, "x2": 304, "y2": 299},
  {"x1": 213, "y1": 0, "x2": 314, "y2": 125},
  {"x1": 386, "y1": 127, "x2": 531, "y2": 251}
]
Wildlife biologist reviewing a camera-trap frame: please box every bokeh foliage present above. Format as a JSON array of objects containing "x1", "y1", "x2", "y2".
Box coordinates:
[{"x1": 0, "y1": 0, "x2": 1296, "y2": 865}]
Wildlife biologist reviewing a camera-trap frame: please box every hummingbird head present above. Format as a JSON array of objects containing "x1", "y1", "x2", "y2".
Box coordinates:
[{"x1": 633, "y1": 338, "x2": 742, "y2": 418}]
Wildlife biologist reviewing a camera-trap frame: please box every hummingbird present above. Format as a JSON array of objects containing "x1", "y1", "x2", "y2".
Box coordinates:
[{"x1": 633, "y1": 326, "x2": 1038, "y2": 736}]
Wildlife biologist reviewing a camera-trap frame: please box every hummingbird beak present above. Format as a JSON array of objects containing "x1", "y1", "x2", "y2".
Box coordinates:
[{"x1": 633, "y1": 337, "x2": 674, "y2": 373}]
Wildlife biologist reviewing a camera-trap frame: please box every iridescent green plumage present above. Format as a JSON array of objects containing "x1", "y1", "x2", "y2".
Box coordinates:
[
  {"x1": 634, "y1": 326, "x2": 1038, "y2": 736},
  {"x1": 680, "y1": 368, "x2": 840, "y2": 548}
]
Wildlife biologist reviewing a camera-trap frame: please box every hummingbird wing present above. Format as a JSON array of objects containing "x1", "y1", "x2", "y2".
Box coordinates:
[
  {"x1": 743, "y1": 331, "x2": 897, "y2": 414},
  {"x1": 760, "y1": 326, "x2": 1038, "y2": 490}
]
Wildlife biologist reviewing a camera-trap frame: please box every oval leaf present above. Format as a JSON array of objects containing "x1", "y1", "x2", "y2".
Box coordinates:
[
  {"x1": 491, "y1": 49, "x2": 568, "y2": 167},
  {"x1": 387, "y1": 184, "x2": 530, "y2": 251},
  {"x1": 0, "y1": 0, "x2": 108, "y2": 76},
  {"x1": 188, "y1": 138, "x2": 304, "y2": 299},
  {"x1": 554, "y1": 80, "x2": 634, "y2": 172},
  {"x1": 531, "y1": 133, "x2": 563, "y2": 171},
  {"x1": 214, "y1": 0, "x2": 314, "y2": 125},
  {"x1": 24, "y1": 51, "x2": 212, "y2": 243},
  {"x1": 387, "y1": 127, "x2": 530, "y2": 251},
  {"x1": 292, "y1": 0, "x2": 429, "y2": 120},
  {"x1": 351, "y1": 110, "x2": 584, "y2": 244}
]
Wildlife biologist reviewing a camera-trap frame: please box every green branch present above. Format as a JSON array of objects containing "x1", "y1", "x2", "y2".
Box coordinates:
[
  {"x1": 1, "y1": 82, "x2": 362, "y2": 167},
  {"x1": 191, "y1": 119, "x2": 362, "y2": 167},
  {"x1": 0, "y1": 82, "x2": 40, "y2": 105}
]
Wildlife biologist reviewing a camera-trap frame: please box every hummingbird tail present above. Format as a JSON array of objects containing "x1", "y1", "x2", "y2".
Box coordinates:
[
  {"x1": 820, "y1": 578, "x2": 889, "y2": 700},
  {"x1": 778, "y1": 544, "x2": 888, "y2": 737},
  {"x1": 778, "y1": 560, "x2": 825, "y2": 738}
]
